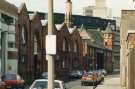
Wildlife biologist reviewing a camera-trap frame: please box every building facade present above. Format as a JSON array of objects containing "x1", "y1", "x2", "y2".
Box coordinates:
[
  {"x1": 0, "y1": 0, "x2": 18, "y2": 75},
  {"x1": 79, "y1": 28, "x2": 113, "y2": 73},
  {"x1": 83, "y1": 6, "x2": 94, "y2": 16},
  {"x1": 14, "y1": 0, "x2": 116, "y2": 84},
  {"x1": 121, "y1": 10, "x2": 135, "y2": 89},
  {"x1": 16, "y1": 3, "x2": 47, "y2": 83},
  {"x1": 103, "y1": 23, "x2": 120, "y2": 69},
  {"x1": 28, "y1": 11, "x2": 116, "y2": 30},
  {"x1": 83, "y1": 0, "x2": 112, "y2": 19},
  {"x1": 16, "y1": 3, "x2": 83, "y2": 82}
]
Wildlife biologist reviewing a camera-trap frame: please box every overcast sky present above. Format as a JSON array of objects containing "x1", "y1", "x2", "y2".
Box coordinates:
[{"x1": 7, "y1": 0, "x2": 135, "y2": 17}]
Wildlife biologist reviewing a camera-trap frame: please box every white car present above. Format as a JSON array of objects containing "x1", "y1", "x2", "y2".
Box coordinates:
[{"x1": 29, "y1": 79, "x2": 67, "y2": 89}]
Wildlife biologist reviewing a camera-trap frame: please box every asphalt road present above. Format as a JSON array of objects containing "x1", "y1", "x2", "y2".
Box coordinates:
[
  {"x1": 66, "y1": 73, "x2": 120, "y2": 89},
  {"x1": 66, "y1": 79, "x2": 97, "y2": 89}
]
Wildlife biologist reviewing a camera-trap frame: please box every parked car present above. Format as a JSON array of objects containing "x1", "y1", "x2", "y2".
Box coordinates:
[
  {"x1": 96, "y1": 70, "x2": 104, "y2": 82},
  {"x1": 81, "y1": 72, "x2": 99, "y2": 86},
  {"x1": 0, "y1": 77, "x2": 6, "y2": 89},
  {"x1": 29, "y1": 79, "x2": 68, "y2": 89},
  {"x1": 41, "y1": 72, "x2": 48, "y2": 79},
  {"x1": 69, "y1": 70, "x2": 83, "y2": 79},
  {"x1": 101, "y1": 69, "x2": 107, "y2": 76},
  {"x1": 1, "y1": 74, "x2": 25, "y2": 89}
]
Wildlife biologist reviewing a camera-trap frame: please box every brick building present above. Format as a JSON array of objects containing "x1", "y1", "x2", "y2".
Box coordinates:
[
  {"x1": 102, "y1": 23, "x2": 120, "y2": 69},
  {"x1": 15, "y1": 0, "x2": 114, "y2": 83},
  {"x1": 16, "y1": 3, "x2": 83, "y2": 82},
  {"x1": 16, "y1": 3, "x2": 33, "y2": 82},
  {"x1": 79, "y1": 28, "x2": 113, "y2": 73}
]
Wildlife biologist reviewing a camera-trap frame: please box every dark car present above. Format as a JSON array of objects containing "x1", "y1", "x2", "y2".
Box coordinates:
[
  {"x1": 69, "y1": 70, "x2": 83, "y2": 79},
  {"x1": 41, "y1": 72, "x2": 48, "y2": 79},
  {"x1": 1, "y1": 74, "x2": 25, "y2": 89}
]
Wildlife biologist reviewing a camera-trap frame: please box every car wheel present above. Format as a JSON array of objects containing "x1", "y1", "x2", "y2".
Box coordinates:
[{"x1": 81, "y1": 82, "x2": 84, "y2": 86}]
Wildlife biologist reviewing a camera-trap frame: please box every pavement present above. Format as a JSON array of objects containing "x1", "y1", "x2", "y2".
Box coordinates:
[{"x1": 96, "y1": 74, "x2": 123, "y2": 89}]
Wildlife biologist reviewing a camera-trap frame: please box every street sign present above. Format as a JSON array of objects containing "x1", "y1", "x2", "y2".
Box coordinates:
[{"x1": 46, "y1": 35, "x2": 56, "y2": 55}]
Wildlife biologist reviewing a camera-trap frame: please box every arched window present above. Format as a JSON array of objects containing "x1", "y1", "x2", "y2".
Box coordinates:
[
  {"x1": 74, "y1": 42, "x2": 77, "y2": 52},
  {"x1": 21, "y1": 55, "x2": 25, "y2": 63},
  {"x1": 68, "y1": 44, "x2": 71, "y2": 52},
  {"x1": 62, "y1": 60, "x2": 65, "y2": 68},
  {"x1": 22, "y1": 26, "x2": 26, "y2": 45},
  {"x1": 105, "y1": 42, "x2": 107, "y2": 46},
  {"x1": 108, "y1": 34, "x2": 112, "y2": 38},
  {"x1": 34, "y1": 35, "x2": 38, "y2": 54},
  {"x1": 62, "y1": 39, "x2": 66, "y2": 51}
]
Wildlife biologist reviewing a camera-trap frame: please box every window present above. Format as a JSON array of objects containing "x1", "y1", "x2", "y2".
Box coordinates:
[
  {"x1": 105, "y1": 42, "x2": 107, "y2": 46},
  {"x1": 68, "y1": 44, "x2": 71, "y2": 52},
  {"x1": 104, "y1": 34, "x2": 108, "y2": 38},
  {"x1": 74, "y1": 42, "x2": 77, "y2": 52},
  {"x1": 62, "y1": 38, "x2": 70, "y2": 52},
  {"x1": 62, "y1": 60, "x2": 65, "y2": 68},
  {"x1": 108, "y1": 34, "x2": 112, "y2": 38},
  {"x1": 1, "y1": 14, "x2": 14, "y2": 25},
  {"x1": 21, "y1": 55, "x2": 25, "y2": 63},
  {"x1": 34, "y1": 36, "x2": 38, "y2": 54},
  {"x1": 62, "y1": 39, "x2": 66, "y2": 51},
  {"x1": 8, "y1": 42, "x2": 15, "y2": 48},
  {"x1": 22, "y1": 27, "x2": 26, "y2": 45}
]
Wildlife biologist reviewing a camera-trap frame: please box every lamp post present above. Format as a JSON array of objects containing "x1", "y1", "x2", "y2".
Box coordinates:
[{"x1": 47, "y1": 0, "x2": 55, "y2": 89}]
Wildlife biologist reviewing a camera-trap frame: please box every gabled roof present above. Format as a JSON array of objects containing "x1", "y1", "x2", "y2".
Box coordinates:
[
  {"x1": 87, "y1": 29, "x2": 103, "y2": 46},
  {"x1": 80, "y1": 28, "x2": 106, "y2": 49},
  {"x1": 68, "y1": 26, "x2": 76, "y2": 34},
  {"x1": 41, "y1": 20, "x2": 48, "y2": 26},
  {"x1": 79, "y1": 29, "x2": 91, "y2": 39},
  {"x1": 29, "y1": 11, "x2": 37, "y2": 20},
  {"x1": 0, "y1": 0, "x2": 18, "y2": 16},
  {"x1": 18, "y1": 3, "x2": 30, "y2": 22},
  {"x1": 56, "y1": 23, "x2": 66, "y2": 31},
  {"x1": 103, "y1": 22, "x2": 113, "y2": 33},
  {"x1": 18, "y1": 3, "x2": 26, "y2": 13}
]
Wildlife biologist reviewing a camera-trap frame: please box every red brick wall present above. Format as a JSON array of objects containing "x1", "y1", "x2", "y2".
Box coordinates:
[
  {"x1": 16, "y1": 4, "x2": 106, "y2": 82},
  {"x1": 16, "y1": 4, "x2": 32, "y2": 81}
]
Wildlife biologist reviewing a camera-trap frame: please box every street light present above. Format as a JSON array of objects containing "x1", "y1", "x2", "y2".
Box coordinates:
[{"x1": 46, "y1": 0, "x2": 56, "y2": 89}]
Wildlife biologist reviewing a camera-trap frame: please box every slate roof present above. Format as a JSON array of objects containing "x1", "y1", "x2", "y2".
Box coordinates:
[
  {"x1": 28, "y1": 11, "x2": 116, "y2": 30},
  {"x1": 80, "y1": 28, "x2": 108, "y2": 49},
  {"x1": 103, "y1": 22, "x2": 113, "y2": 33},
  {"x1": 0, "y1": 0, "x2": 18, "y2": 16}
]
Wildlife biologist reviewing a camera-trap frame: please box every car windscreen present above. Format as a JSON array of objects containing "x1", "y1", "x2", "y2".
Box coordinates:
[{"x1": 32, "y1": 81, "x2": 60, "y2": 89}]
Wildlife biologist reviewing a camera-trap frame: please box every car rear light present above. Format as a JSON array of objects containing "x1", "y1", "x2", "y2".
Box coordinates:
[
  {"x1": 92, "y1": 76, "x2": 97, "y2": 80},
  {"x1": 87, "y1": 78, "x2": 92, "y2": 80}
]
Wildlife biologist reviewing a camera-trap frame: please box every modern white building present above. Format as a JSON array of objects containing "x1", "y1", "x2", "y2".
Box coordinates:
[
  {"x1": 83, "y1": 6, "x2": 94, "y2": 17},
  {"x1": 83, "y1": 0, "x2": 112, "y2": 19},
  {"x1": 0, "y1": 0, "x2": 18, "y2": 74}
]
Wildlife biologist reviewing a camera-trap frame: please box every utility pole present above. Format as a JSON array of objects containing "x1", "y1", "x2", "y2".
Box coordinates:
[{"x1": 46, "y1": 0, "x2": 55, "y2": 89}]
